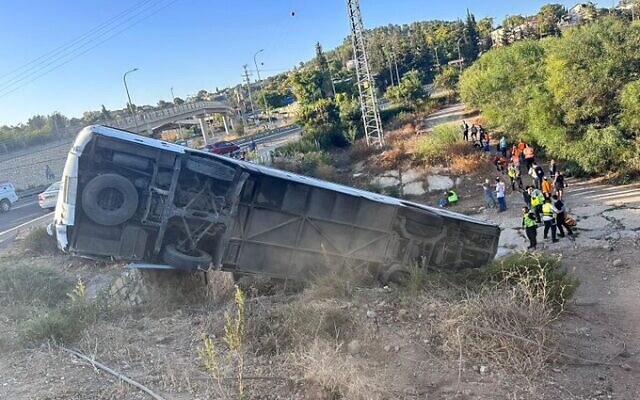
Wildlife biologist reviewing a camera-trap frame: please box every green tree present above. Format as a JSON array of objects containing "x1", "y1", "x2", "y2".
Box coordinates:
[
  {"x1": 296, "y1": 98, "x2": 347, "y2": 148},
  {"x1": 502, "y1": 15, "x2": 526, "y2": 28},
  {"x1": 315, "y1": 42, "x2": 334, "y2": 98},
  {"x1": 536, "y1": 4, "x2": 566, "y2": 37},
  {"x1": 476, "y1": 17, "x2": 494, "y2": 52},
  {"x1": 433, "y1": 66, "x2": 460, "y2": 100},
  {"x1": 195, "y1": 90, "x2": 209, "y2": 101},
  {"x1": 463, "y1": 10, "x2": 480, "y2": 61},
  {"x1": 385, "y1": 70, "x2": 427, "y2": 106},
  {"x1": 173, "y1": 97, "x2": 185, "y2": 105},
  {"x1": 289, "y1": 68, "x2": 324, "y2": 105},
  {"x1": 100, "y1": 105, "x2": 111, "y2": 121},
  {"x1": 620, "y1": 80, "x2": 640, "y2": 132},
  {"x1": 157, "y1": 100, "x2": 172, "y2": 109}
]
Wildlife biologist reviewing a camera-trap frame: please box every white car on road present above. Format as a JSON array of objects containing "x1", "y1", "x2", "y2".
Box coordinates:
[
  {"x1": 0, "y1": 183, "x2": 19, "y2": 212},
  {"x1": 38, "y1": 182, "x2": 60, "y2": 210}
]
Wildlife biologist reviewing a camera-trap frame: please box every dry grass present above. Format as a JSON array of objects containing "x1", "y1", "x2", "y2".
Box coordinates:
[
  {"x1": 449, "y1": 152, "x2": 493, "y2": 175},
  {"x1": 437, "y1": 253, "x2": 573, "y2": 375},
  {"x1": 294, "y1": 340, "x2": 383, "y2": 400}
]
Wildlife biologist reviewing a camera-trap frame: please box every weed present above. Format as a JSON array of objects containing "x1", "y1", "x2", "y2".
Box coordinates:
[
  {"x1": 295, "y1": 340, "x2": 381, "y2": 399},
  {"x1": 22, "y1": 226, "x2": 58, "y2": 255},
  {"x1": 198, "y1": 285, "x2": 247, "y2": 399}
]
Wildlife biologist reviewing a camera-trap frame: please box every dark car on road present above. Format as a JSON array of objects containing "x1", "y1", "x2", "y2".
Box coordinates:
[{"x1": 205, "y1": 141, "x2": 240, "y2": 155}]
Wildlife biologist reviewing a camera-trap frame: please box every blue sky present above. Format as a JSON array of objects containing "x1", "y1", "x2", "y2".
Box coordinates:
[{"x1": 0, "y1": 0, "x2": 606, "y2": 125}]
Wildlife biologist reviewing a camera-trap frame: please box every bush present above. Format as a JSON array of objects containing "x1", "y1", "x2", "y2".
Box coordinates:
[
  {"x1": 23, "y1": 226, "x2": 58, "y2": 255},
  {"x1": 415, "y1": 123, "x2": 461, "y2": 163},
  {"x1": 19, "y1": 300, "x2": 97, "y2": 345},
  {"x1": 484, "y1": 252, "x2": 576, "y2": 309},
  {"x1": 438, "y1": 252, "x2": 576, "y2": 374},
  {"x1": 0, "y1": 263, "x2": 72, "y2": 307}
]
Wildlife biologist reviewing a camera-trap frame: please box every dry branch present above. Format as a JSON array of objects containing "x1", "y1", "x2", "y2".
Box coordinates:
[{"x1": 61, "y1": 347, "x2": 167, "y2": 400}]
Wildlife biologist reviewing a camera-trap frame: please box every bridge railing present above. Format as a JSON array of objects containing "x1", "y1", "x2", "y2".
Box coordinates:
[{"x1": 110, "y1": 101, "x2": 234, "y2": 130}]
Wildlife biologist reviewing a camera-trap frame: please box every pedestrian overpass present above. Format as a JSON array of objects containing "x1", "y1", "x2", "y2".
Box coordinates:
[{"x1": 109, "y1": 101, "x2": 236, "y2": 137}]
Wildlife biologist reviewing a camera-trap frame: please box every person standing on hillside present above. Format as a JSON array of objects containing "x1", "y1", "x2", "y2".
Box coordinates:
[
  {"x1": 523, "y1": 144, "x2": 535, "y2": 171},
  {"x1": 470, "y1": 124, "x2": 478, "y2": 141},
  {"x1": 549, "y1": 159, "x2": 558, "y2": 178},
  {"x1": 522, "y1": 206, "x2": 538, "y2": 250},
  {"x1": 553, "y1": 171, "x2": 567, "y2": 200},
  {"x1": 522, "y1": 185, "x2": 532, "y2": 207},
  {"x1": 533, "y1": 163, "x2": 545, "y2": 189},
  {"x1": 496, "y1": 177, "x2": 507, "y2": 212},
  {"x1": 529, "y1": 186, "x2": 544, "y2": 223},
  {"x1": 482, "y1": 179, "x2": 497, "y2": 209},
  {"x1": 542, "y1": 198, "x2": 559, "y2": 243},
  {"x1": 541, "y1": 176, "x2": 553, "y2": 199},
  {"x1": 479, "y1": 125, "x2": 486, "y2": 143},
  {"x1": 552, "y1": 194, "x2": 573, "y2": 238},
  {"x1": 507, "y1": 163, "x2": 523, "y2": 192},
  {"x1": 461, "y1": 121, "x2": 469, "y2": 141},
  {"x1": 499, "y1": 136, "x2": 508, "y2": 157}
]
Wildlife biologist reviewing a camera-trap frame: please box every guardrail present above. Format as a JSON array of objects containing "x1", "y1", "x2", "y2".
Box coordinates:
[{"x1": 235, "y1": 125, "x2": 301, "y2": 146}]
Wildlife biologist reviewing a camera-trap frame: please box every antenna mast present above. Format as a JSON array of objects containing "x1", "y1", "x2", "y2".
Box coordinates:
[{"x1": 346, "y1": 0, "x2": 384, "y2": 147}]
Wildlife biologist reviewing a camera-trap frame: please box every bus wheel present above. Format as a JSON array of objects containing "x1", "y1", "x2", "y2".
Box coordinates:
[
  {"x1": 380, "y1": 263, "x2": 411, "y2": 285},
  {"x1": 163, "y1": 244, "x2": 212, "y2": 271},
  {"x1": 81, "y1": 174, "x2": 139, "y2": 226}
]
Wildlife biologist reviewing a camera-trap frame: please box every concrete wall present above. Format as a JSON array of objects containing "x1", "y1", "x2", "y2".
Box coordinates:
[{"x1": 0, "y1": 140, "x2": 72, "y2": 190}]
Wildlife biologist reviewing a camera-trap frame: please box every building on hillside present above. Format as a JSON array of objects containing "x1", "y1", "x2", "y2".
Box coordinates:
[
  {"x1": 491, "y1": 17, "x2": 538, "y2": 48},
  {"x1": 559, "y1": 3, "x2": 597, "y2": 29}
]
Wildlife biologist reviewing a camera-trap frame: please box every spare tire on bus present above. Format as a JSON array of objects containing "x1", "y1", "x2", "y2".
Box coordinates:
[
  {"x1": 162, "y1": 244, "x2": 212, "y2": 271},
  {"x1": 81, "y1": 173, "x2": 139, "y2": 226}
]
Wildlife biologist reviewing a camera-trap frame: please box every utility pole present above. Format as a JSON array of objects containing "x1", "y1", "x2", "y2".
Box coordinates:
[
  {"x1": 346, "y1": 0, "x2": 384, "y2": 147},
  {"x1": 254, "y1": 49, "x2": 272, "y2": 128},
  {"x1": 456, "y1": 38, "x2": 464, "y2": 73},
  {"x1": 242, "y1": 64, "x2": 256, "y2": 125},
  {"x1": 123, "y1": 68, "x2": 139, "y2": 132},
  {"x1": 390, "y1": 46, "x2": 400, "y2": 84},
  {"x1": 386, "y1": 49, "x2": 395, "y2": 86},
  {"x1": 433, "y1": 46, "x2": 441, "y2": 71}
]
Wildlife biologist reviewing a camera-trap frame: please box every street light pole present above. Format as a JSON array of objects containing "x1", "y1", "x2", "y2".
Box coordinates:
[
  {"x1": 456, "y1": 38, "x2": 464, "y2": 73},
  {"x1": 123, "y1": 68, "x2": 139, "y2": 132},
  {"x1": 253, "y1": 49, "x2": 272, "y2": 128}
]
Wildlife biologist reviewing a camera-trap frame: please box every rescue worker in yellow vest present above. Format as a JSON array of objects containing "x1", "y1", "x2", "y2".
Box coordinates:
[
  {"x1": 542, "y1": 198, "x2": 559, "y2": 243},
  {"x1": 529, "y1": 187, "x2": 544, "y2": 223},
  {"x1": 522, "y1": 206, "x2": 538, "y2": 250},
  {"x1": 447, "y1": 190, "x2": 459, "y2": 205}
]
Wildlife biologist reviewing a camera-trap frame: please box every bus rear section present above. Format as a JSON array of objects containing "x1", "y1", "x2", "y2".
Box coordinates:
[{"x1": 54, "y1": 125, "x2": 500, "y2": 281}]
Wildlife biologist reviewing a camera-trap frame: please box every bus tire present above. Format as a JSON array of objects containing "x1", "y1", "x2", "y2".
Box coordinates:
[
  {"x1": 81, "y1": 174, "x2": 139, "y2": 226},
  {"x1": 163, "y1": 244, "x2": 212, "y2": 271}
]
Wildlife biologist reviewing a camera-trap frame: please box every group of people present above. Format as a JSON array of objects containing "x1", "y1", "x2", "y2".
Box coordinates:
[{"x1": 467, "y1": 127, "x2": 576, "y2": 251}]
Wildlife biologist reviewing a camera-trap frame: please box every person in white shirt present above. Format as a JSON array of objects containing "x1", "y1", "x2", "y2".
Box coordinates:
[{"x1": 495, "y1": 177, "x2": 507, "y2": 212}]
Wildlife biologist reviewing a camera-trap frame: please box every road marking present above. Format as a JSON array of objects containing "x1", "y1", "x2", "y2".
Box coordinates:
[
  {"x1": 11, "y1": 200, "x2": 40, "y2": 211},
  {"x1": 0, "y1": 211, "x2": 54, "y2": 238}
]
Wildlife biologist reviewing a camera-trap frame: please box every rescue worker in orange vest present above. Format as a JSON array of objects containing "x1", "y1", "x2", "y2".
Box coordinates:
[
  {"x1": 523, "y1": 144, "x2": 535, "y2": 171},
  {"x1": 542, "y1": 198, "x2": 559, "y2": 243},
  {"x1": 541, "y1": 176, "x2": 553, "y2": 199}
]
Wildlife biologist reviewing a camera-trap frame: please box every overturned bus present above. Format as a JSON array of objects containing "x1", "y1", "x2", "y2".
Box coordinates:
[{"x1": 53, "y1": 125, "x2": 500, "y2": 281}]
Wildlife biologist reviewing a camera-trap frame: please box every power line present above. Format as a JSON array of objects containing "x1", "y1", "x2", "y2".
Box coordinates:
[
  {"x1": 0, "y1": 0, "x2": 181, "y2": 98},
  {"x1": 0, "y1": 0, "x2": 155, "y2": 82}
]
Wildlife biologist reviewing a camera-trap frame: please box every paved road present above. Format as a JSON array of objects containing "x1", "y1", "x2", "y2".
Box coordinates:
[{"x1": 0, "y1": 197, "x2": 53, "y2": 247}]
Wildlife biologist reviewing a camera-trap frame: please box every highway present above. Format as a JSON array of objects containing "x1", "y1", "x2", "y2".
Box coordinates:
[{"x1": 0, "y1": 197, "x2": 53, "y2": 246}]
